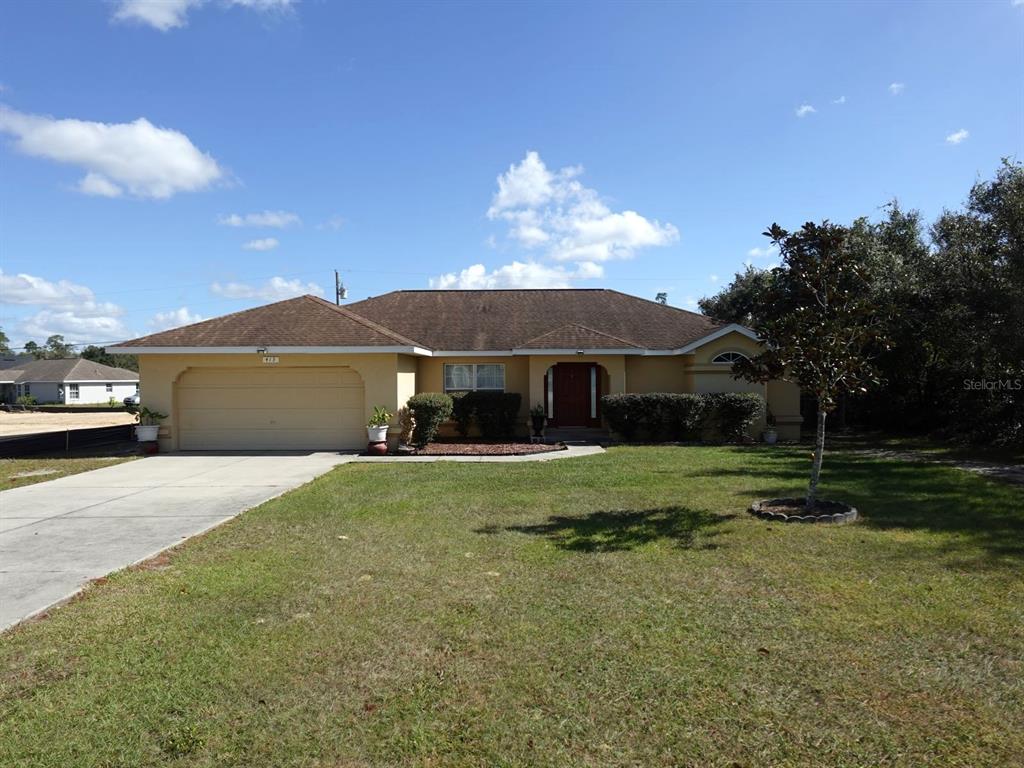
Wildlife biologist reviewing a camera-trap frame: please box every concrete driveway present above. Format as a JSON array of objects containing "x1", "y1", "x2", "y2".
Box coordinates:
[{"x1": 0, "y1": 453, "x2": 351, "y2": 632}]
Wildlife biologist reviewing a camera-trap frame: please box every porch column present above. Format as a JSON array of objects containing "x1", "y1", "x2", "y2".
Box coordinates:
[{"x1": 527, "y1": 356, "x2": 550, "y2": 418}]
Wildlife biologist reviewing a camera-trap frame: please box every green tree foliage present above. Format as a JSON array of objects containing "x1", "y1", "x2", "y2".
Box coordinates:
[
  {"x1": 0, "y1": 328, "x2": 12, "y2": 356},
  {"x1": 702, "y1": 160, "x2": 1024, "y2": 447},
  {"x1": 44, "y1": 334, "x2": 75, "y2": 358},
  {"x1": 697, "y1": 265, "x2": 779, "y2": 326},
  {"x1": 734, "y1": 221, "x2": 886, "y2": 509},
  {"x1": 81, "y1": 345, "x2": 140, "y2": 372},
  {"x1": 19, "y1": 335, "x2": 78, "y2": 360}
]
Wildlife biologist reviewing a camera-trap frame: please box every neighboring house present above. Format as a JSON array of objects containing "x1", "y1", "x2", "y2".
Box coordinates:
[
  {"x1": 0, "y1": 358, "x2": 139, "y2": 405},
  {"x1": 108, "y1": 289, "x2": 802, "y2": 451}
]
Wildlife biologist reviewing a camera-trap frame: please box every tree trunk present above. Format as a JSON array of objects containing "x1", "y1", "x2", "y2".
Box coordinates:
[{"x1": 807, "y1": 409, "x2": 827, "y2": 511}]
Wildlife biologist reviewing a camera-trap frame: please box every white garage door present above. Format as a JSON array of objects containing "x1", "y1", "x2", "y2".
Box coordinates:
[{"x1": 177, "y1": 367, "x2": 365, "y2": 450}]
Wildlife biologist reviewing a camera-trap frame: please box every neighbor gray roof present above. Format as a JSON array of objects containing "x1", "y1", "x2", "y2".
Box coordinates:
[{"x1": 4, "y1": 358, "x2": 139, "y2": 384}]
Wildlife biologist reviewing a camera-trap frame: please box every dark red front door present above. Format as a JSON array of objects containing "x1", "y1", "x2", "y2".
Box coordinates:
[{"x1": 551, "y1": 363, "x2": 596, "y2": 427}]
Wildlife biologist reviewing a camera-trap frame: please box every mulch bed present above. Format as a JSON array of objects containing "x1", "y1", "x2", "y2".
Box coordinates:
[
  {"x1": 749, "y1": 497, "x2": 858, "y2": 524},
  {"x1": 415, "y1": 441, "x2": 565, "y2": 456}
]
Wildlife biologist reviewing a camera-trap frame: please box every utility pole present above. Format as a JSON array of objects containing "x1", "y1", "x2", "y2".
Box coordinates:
[{"x1": 334, "y1": 269, "x2": 347, "y2": 304}]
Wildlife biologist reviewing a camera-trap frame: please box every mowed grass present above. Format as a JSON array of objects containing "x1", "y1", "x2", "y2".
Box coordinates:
[
  {"x1": 0, "y1": 454, "x2": 136, "y2": 491},
  {"x1": 1, "y1": 446, "x2": 1022, "y2": 767}
]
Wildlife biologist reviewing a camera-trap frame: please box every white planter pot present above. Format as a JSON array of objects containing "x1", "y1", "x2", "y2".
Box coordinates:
[
  {"x1": 136, "y1": 424, "x2": 160, "y2": 442},
  {"x1": 367, "y1": 425, "x2": 389, "y2": 443},
  {"x1": 762, "y1": 429, "x2": 778, "y2": 445}
]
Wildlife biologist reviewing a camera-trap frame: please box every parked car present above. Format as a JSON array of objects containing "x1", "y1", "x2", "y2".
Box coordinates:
[{"x1": 123, "y1": 393, "x2": 141, "y2": 407}]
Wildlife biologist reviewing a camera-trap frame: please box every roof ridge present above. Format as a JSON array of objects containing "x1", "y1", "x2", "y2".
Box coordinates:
[
  {"x1": 601, "y1": 288, "x2": 722, "y2": 324},
  {"x1": 306, "y1": 295, "x2": 427, "y2": 348},
  {"x1": 520, "y1": 322, "x2": 642, "y2": 348},
  {"x1": 117, "y1": 294, "x2": 310, "y2": 345}
]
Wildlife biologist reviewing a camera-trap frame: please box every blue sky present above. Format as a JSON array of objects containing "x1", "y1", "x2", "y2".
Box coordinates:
[{"x1": 1, "y1": 0, "x2": 1021, "y2": 349}]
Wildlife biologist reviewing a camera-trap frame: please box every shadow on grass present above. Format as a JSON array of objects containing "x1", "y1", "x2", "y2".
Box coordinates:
[
  {"x1": 478, "y1": 506, "x2": 732, "y2": 553},
  {"x1": 701, "y1": 447, "x2": 1024, "y2": 567}
]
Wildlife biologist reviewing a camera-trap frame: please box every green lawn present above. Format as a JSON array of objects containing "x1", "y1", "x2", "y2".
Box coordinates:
[
  {"x1": 2, "y1": 446, "x2": 1022, "y2": 767},
  {"x1": 0, "y1": 454, "x2": 136, "y2": 491}
]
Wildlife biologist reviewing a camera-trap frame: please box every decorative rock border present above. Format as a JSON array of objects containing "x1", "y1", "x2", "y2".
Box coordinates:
[{"x1": 748, "y1": 497, "x2": 858, "y2": 525}]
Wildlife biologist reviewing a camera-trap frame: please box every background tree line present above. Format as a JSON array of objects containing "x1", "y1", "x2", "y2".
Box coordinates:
[
  {"x1": 0, "y1": 330, "x2": 138, "y2": 372},
  {"x1": 700, "y1": 159, "x2": 1023, "y2": 447}
]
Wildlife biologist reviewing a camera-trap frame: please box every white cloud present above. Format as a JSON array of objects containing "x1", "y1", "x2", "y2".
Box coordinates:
[
  {"x1": 486, "y1": 151, "x2": 678, "y2": 264},
  {"x1": 149, "y1": 306, "x2": 205, "y2": 332},
  {"x1": 832, "y1": 96, "x2": 846, "y2": 105},
  {"x1": 210, "y1": 276, "x2": 323, "y2": 300},
  {"x1": 317, "y1": 214, "x2": 346, "y2": 231},
  {"x1": 1, "y1": 270, "x2": 129, "y2": 344},
  {"x1": 795, "y1": 104, "x2": 816, "y2": 118},
  {"x1": 0, "y1": 105, "x2": 223, "y2": 199},
  {"x1": 242, "y1": 237, "x2": 279, "y2": 251},
  {"x1": 429, "y1": 260, "x2": 603, "y2": 290},
  {"x1": 684, "y1": 296, "x2": 698, "y2": 309},
  {"x1": 889, "y1": 82, "x2": 905, "y2": 95},
  {"x1": 709, "y1": 274, "x2": 719, "y2": 284},
  {"x1": 19, "y1": 311, "x2": 130, "y2": 345},
  {"x1": 113, "y1": 0, "x2": 200, "y2": 30},
  {"x1": 945, "y1": 128, "x2": 969, "y2": 145},
  {"x1": 745, "y1": 244, "x2": 780, "y2": 269},
  {"x1": 219, "y1": 210, "x2": 300, "y2": 228},
  {"x1": 77, "y1": 172, "x2": 123, "y2": 198},
  {"x1": 112, "y1": 0, "x2": 295, "y2": 31},
  {"x1": 747, "y1": 245, "x2": 778, "y2": 259}
]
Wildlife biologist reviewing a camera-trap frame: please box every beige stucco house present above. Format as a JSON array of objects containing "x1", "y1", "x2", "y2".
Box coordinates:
[{"x1": 109, "y1": 289, "x2": 801, "y2": 451}]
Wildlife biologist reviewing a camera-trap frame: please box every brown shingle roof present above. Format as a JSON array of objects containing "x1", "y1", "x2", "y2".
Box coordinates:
[
  {"x1": 518, "y1": 323, "x2": 642, "y2": 350},
  {"x1": 113, "y1": 290, "x2": 724, "y2": 352},
  {"x1": 346, "y1": 289, "x2": 722, "y2": 350},
  {"x1": 115, "y1": 295, "x2": 423, "y2": 348}
]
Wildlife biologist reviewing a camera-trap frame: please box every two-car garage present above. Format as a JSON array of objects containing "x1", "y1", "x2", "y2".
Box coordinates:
[{"x1": 176, "y1": 366, "x2": 366, "y2": 451}]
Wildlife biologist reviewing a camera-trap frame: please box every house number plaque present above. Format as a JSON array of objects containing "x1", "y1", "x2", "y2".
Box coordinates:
[{"x1": 262, "y1": 356, "x2": 280, "y2": 364}]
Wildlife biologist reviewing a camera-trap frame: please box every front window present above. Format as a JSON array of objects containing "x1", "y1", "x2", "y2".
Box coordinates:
[
  {"x1": 24, "y1": 384, "x2": 31, "y2": 396},
  {"x1": 69, "y1": 384, "x2": 80, "y2": 400},
  {"x1": 443, "y1": 363, "x2": 505, "y2": 392},
  {"x1": 711, "y1": 351, "x2": 749, "y2": 364},
  {"x1": 106, "y1": 383, "x2": 113, "y2": 393}
]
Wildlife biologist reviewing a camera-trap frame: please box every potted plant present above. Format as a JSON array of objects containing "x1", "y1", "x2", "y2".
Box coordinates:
[
  {"x1": 134, "y1": 406, "x2": 167, "y2": 443},
  {"x1": 367, "y1": 405, "x2": 393, "y2": 446},
  {"x1": 762, "y1": 407, "x2": 778, "y2": 444},
  {"x1": 529, "y1": 402, "x2": 546, "y2": 438}
]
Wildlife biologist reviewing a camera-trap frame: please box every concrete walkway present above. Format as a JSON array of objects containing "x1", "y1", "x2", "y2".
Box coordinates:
[
  {"x1": 0, "y1": 445, "x2": 605, "y2": 632},
  {"x1": 351, "y1": 444, "x2": 605, "y2": 463},
  {"x1": 0, "y1": 453, "x2": 350, "y2": 632}
]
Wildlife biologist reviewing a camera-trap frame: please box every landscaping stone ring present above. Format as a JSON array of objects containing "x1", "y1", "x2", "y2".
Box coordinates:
[{"x1": 748, "y1": 498, "x2": 858, "y2": 525}]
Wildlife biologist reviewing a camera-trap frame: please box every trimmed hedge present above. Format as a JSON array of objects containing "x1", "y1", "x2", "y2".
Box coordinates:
[
  {"x1": 407, "y1": 393, "x2": 453, "y2": 447},
  {"x1": 601, "y1": 391, "x2": 763, "y2": 443},
  {"x1": 704, "y1": 392, "x2": 763, "y2": 443},
  {"x1": 449, "y1": 391, "x2": 522, "y2": 438},
  {"x1": 451, "y1": 391, "x2": 473, "y2": 436}
]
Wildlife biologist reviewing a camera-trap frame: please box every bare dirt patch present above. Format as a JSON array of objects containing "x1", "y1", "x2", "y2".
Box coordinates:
[
  {"x1": 415, "y1": 441, "x2": 565, "y2": 456},
  {"x1": 0, "y1": 411, "x2": 136, "y2": 437}
]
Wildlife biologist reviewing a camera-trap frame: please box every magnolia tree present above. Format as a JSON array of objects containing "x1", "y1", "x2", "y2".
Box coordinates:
[{"x1": 735, "y1": 221, "x2": 887, "y2": 509}]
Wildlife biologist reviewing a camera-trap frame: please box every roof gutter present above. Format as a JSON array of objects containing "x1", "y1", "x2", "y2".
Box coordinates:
[
  {"x1": 106, "y1": 345, "x2": 434, "y2": 356},
  {"x1": 108, "y1": 325, "x2": 757, "y2": 358}
]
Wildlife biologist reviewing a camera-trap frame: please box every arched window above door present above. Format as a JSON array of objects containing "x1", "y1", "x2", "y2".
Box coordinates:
[{"x1": 711, "y1": 351, "x2": 749, "y2": 364}]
